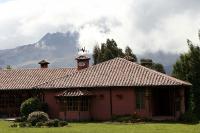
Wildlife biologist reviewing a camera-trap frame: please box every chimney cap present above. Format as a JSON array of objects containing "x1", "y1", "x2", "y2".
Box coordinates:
[
  {"x1": 76, "y1": 55, "x2": 90, "y2": 60},
  {"x1": 38, "y1": 60, "x2": 50, "y2": 64}
]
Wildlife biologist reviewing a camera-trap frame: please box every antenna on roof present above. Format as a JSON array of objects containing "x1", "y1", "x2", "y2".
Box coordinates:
[{"x1": 78, "y1": 46, "x2": 88, "y2": 56}]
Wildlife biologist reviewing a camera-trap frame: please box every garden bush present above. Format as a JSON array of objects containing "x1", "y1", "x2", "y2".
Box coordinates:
[
  {"x1": 20, "y1": 97, "x2": 42, "y2": 117},
  {"x1": 179, "y1": 111, "x2": 199, "y2": 124},
  {"x1": 27, "y1": 111, "x2": 49, "y2": 126},
  {"x1": 18, "y1": 122, "x2": 31, "y2": 127},
  {"x1": 35, "y1": 122, "x2": 43, "y2": 127},
  {"x1": 14, "y1": 116, "x2": 26, "y2": 122},
  {"x1": 43, "y1": 119, "x2": 68, "y2": 127},
  {"x1": 112, "y1": 114, "x2": 140, "y2": 122},
  {"x1": 59, "y1": 121, "x2": 68, "y2": 127},
  {"x1": 10, "y1": 123, "x2": 18, "y2": 128},
  {"x1": 44, "y1": 119, "x2": 59, "y2": 127}
]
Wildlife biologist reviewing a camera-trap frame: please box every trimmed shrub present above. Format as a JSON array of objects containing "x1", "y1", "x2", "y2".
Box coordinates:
[
  {"x1": 35, "y1": 122, "x2": 43, "y2": 127},
  {"x1": 20, "y1": 97, "x2": 42, "y2": 117},
  {"x1": 59, "y1": 121, "x2": 68, "y2": 127},
  {"x1": 10, "y1": 123, "x2": 18, "y2": 128},
  {"x1": 179, "y1": 111, "x2": 199, "y2": 124},
  {"x1": 44, "y1": 119, "x2": 59, "y2": 127},
  {"x1": 112, "y1": 114, "x2": 140, "y2": 122},
  {"x1": 27, "y1": 111, "x2": 49, "y2": 126},
  {"x1": 18, "y1": 122, "x2": 32, "y2": 128},
  {"x1": 19, "y1": 122, "x2": 27, "y2": 127},
  {"x1": 14, "y1": 116, "x2": 26, "y2": 122}
]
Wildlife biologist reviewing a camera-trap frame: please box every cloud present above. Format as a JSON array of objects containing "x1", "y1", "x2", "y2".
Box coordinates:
[{"x1": 0, "y1": 0, "x2": 199, "y2": 54}]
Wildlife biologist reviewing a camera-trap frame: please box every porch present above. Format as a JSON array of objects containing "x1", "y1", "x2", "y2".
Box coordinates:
[
  {"x1": 144, "y1": 86, "x2": 188, "y2": 120},
  {"x1": 55, "y1": 89, "x2": 93, "y2": 121},
  {"x1": 0, "y1": 90, "x2": 44, "y2": 117}
]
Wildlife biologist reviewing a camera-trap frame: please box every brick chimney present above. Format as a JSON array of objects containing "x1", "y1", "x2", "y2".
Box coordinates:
[
  {"x1": 38, "y1": 60, "x2": 49, "y2": 68},
  {"x1": 140, "y1": 59, "x2": 153, "y2": 68},
  {"x1": 76, "y1": 48, "x2": 90, "y2": 70}
]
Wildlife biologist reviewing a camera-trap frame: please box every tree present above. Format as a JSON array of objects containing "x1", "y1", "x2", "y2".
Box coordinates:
[
  {"x1": 153, "y1": 63, "x2": 166, "y2": 74},
  {"x1": 172, "y1": 53, "x2": 190, "y2": 81},
  {"x1": 5, "y1": 65, "x2": 12, "y2": 70},
  {"x1": 93, "y1": 45, "x2": 101, "y2": 65},
  {"x1": 140, "y1": 58, "x2": 166, "y2": 73},
  {"x1": 92, "y1": 39, "x2": 126, "y2": 64},
  {"x1": 172, "y1": 32, "x2": 200, "y2": 118},
  {"x1": 125, "y1": 46, "x2": 137, "y2": 62}
]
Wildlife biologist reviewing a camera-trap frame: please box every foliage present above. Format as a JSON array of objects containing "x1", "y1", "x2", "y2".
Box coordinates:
[
  {"x1": 172, "y1": 32, "x2": 200, "y2": 118},
  {"x1": 58, "y1": 121, "x2": 68, "y2": 127},
  {"x1": 179, "y1": 111, "x2": 199, "y2": 124},
  {"x1": 124, "y1": 46, "x2": 137, "y2": 62},
  {"x1": 112, "y1": 114, "x2": 141, "y2": 122},
  {"x1": 5, "y1": 65, "x2": 12, "y2": 70},
  {"x1": 93, "y1": 39, "x2": 137, "y2": 64},
  {"x1": 140, "y1": 58, "x2": 166, "y2": 73},
  {"x1": 10, "y1": 123, "x2": 18, "y2": 128},
  {"x1": 18, "y1": 122, "x2": 27, "y2": 127},
  {"x1": 27, "y1": 111, "x2": 49, "y2": 126},
  {"x1": 92, "y1": 39, "x2": 165, "y2": 73},
  {"x1": 20, "y1": 97, "x2": 48, "y2": 118},
  {"x1": 44, "y1": 119, "x2": 59, "y2": 127},
  {"x1": 152, "y1": 63, "x2": 166, "y2": 74},
  {"x1": 14, "y1": 116, "x2": 26, "y2": 122},
  {"x1": 35, "y1": 122, "x2": 43, "y2": 127},
  {"x1": 172, "y1": 53, "x2": 191, "y2": 81}
]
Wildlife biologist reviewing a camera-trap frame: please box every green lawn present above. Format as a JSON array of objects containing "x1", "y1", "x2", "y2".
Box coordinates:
[{"x1": 0, "y1": 120, "x2": 200, "y2": 133}]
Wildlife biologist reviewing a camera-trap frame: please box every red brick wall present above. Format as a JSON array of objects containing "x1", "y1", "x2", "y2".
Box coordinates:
[
  {"x1": 90, "y1": 87, "x2": 151, "y2": 120},
  {"x1": 43, "y1": 87, "x2": 151, "y2": 121},
  {"x1": 59, "y1": 111, "x2": 90, "y2": 121},
  {"x1": 90, "y1": 89, "x2": 112, "y2": 120},
  {"x1": 43, "y1": 91, "x2": 60, "y2": 118},
  {"x1": 111, "y1": 88, "x2": 135, "y2": 116}
]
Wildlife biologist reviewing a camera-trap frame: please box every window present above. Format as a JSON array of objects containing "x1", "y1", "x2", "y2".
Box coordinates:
[
  {"x1": 80, "y1": 97, "x2": 89, "y2": 111},
  {"x1": 136, "y1": 89, "x2": 144, "y2": 110},
  {"x1": 67, "y1": 97, "x2": 79, "y2": 111},
  {"x1": 60, "y1": 97, "x2": 89, "y2": 111}
]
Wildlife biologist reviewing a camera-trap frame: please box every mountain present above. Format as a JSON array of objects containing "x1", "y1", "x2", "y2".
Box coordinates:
[
  {"x1": 0, "y1": 32, "x2": 79, "y2": 68},
  {"x1": 0, "y1": 32, "x2": 179, "y2": 74}
]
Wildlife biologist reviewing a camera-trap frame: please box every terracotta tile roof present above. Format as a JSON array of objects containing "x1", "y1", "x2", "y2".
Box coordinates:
[
  {"x1": 56, "y1": 89, "x2": 93, "y2": 97},
  {"x1": 36, "y1": 58, "x2": 191, "y2": 89},
  {"x1": 0, "y1": 68, "x2": 76, "y2": 90}
]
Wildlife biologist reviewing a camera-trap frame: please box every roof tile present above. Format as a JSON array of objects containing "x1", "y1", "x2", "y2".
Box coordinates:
[{"x1": 36, "y1": 58, "x2": 191, "y2": 89}]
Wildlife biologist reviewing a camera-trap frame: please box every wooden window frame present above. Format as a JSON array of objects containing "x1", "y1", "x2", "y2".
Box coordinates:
[{"x1": 136, "y1": 89, "x2": 145, "y2": 110}]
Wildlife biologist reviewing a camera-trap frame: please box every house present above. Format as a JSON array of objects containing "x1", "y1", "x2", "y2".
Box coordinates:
[{"x1": 0, "y1": 54, "x2": 191, "y2": 121}]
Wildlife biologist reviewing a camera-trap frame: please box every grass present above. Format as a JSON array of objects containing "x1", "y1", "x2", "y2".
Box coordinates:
[{"x1": 0, "y1": 120, "x2": 200, "y2": 133}]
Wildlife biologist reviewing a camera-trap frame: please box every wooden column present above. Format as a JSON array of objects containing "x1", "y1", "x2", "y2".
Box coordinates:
[
  {"x1": 180, "y1": 88, "x2": 185, "y2": 114},
  {"x1": 145, "y1": 88, "x2": 152, "y2": 117}
]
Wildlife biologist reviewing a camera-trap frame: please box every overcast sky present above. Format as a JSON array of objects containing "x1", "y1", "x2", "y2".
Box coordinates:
[{"x1": 0, "y1": 0, "x2": 199, "y2": 54}]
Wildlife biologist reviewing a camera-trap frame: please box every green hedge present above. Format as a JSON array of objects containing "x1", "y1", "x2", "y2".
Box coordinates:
[{"x1": 20, "y1": 97, "x2": 48, "y2": 118}]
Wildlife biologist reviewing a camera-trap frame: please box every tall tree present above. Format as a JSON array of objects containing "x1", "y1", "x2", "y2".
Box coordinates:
[
  {"x1": 152, "y1": 63, "x2": 166, "y2": 74},
  {"x1": 93, "y1": 45, "x2": 101, "y2": 65},
  {"x1": 124, "y1": 46, "x2": 137, "y2": 62},
  {"x1": 173, "y1": 32, "x2": 200, "y2": 117},
  {"x1": 5, "y1": 65, "x2": 12, "y2": 70},
  {"x1": 92, "y1": 39, "x2": 125, "y2": 64},
  {"x1": 140, "y1": 58, "x2": 166, "y2": 73}
]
